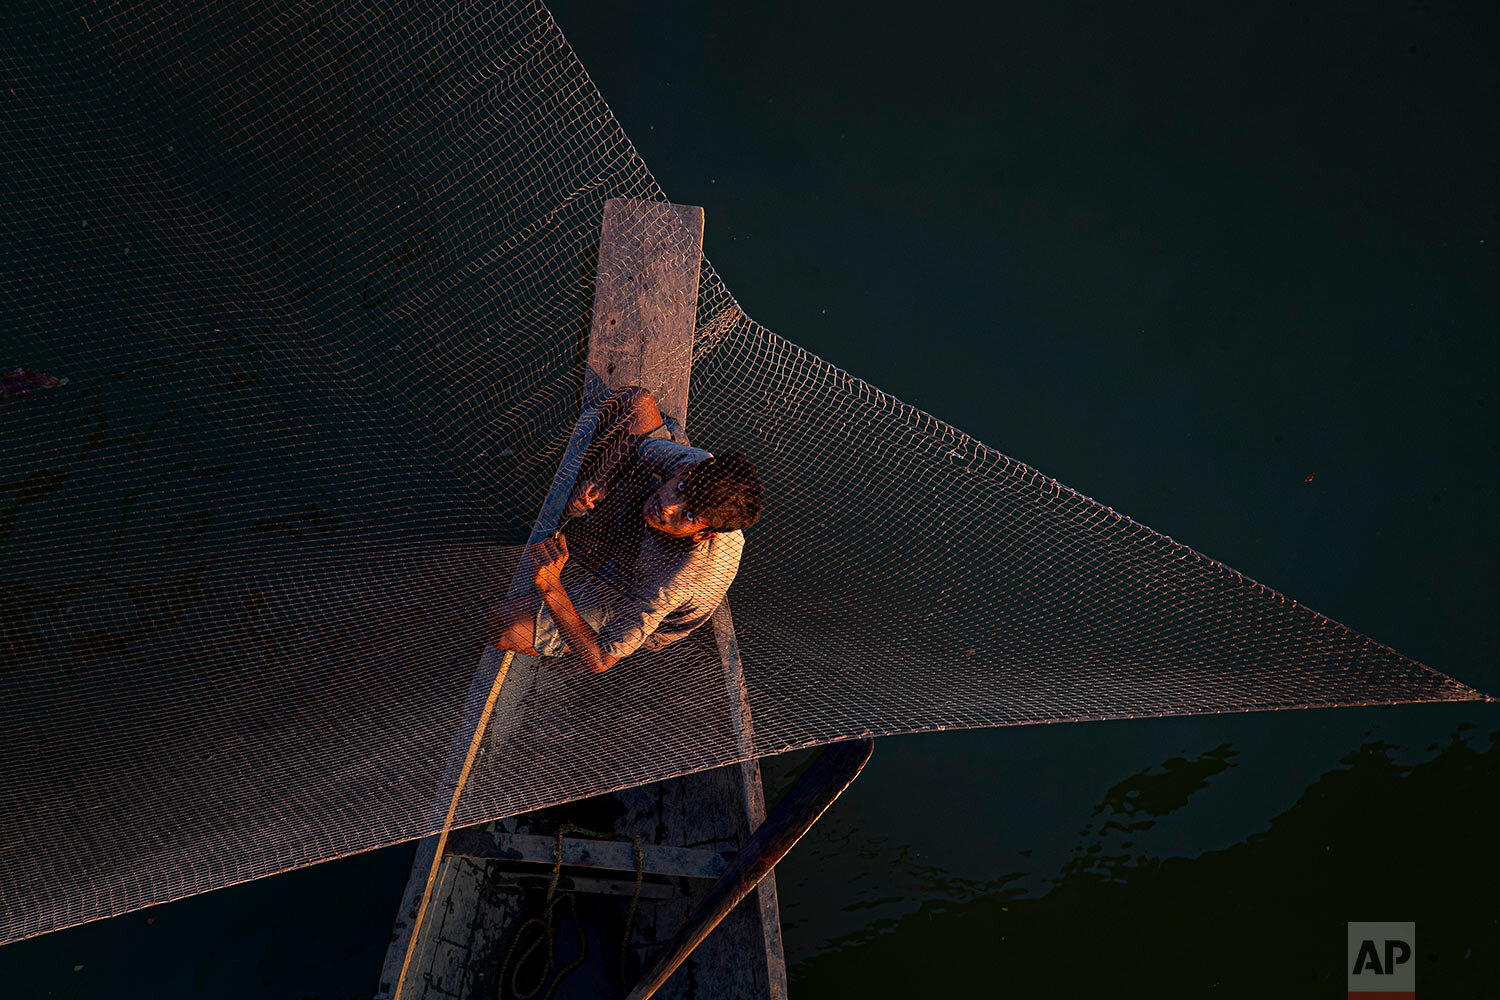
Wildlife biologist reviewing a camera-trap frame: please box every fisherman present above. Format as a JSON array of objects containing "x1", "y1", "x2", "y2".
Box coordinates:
[{"x1": 487, "y1": 385, "x2": 762, "y2": 673}]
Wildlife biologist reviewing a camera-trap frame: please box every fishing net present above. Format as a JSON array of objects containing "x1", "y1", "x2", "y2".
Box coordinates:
[{"x1": 0, "y1": 0, "x2": 1484, "y2": 945}]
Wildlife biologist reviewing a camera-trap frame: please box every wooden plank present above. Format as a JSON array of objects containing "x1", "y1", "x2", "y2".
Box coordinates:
[
  {"x1": 443, "y1": 829, "x2": 732, "y2": 879},
  {"x1": 711, "y1": 600, "x2": 756, "y2": 768},
  {"x1": 483, "y1": 871, "x2": 683, "y2": 900},
  {"x1": 713, "y1": 599, "x2": 789, "y2": 1000},
  {"x1": 584, "y1": 199, "x2": 704, "y2": 422},
  {"x1": 737, "y1": 753, "x2": 788, "y2": 1000}
]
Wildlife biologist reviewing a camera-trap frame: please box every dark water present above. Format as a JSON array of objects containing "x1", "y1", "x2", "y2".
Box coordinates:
[{"x1": 5, "y1": 0, "x2": 1497, "y2": 996}]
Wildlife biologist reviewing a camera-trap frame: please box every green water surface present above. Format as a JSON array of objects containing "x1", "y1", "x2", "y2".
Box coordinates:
[{"x1": 3, "y1": 0, "x2": 1496, "y2": 997}]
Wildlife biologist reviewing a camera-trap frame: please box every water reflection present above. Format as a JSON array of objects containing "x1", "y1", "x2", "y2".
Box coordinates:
[
  {"x1": 1062, "y1": 743, "x2": 1238, "y2": 883},
  {"x1": 785, "y1": 726, "x2": 1498, "y2": 997}
]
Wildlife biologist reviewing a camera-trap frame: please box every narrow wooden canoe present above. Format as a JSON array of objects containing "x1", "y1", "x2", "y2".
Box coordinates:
[{"x1": 376, "y1": 198, "x2": 787, "y2": 1000}]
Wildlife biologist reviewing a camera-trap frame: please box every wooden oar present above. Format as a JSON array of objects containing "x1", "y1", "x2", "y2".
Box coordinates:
[
  {"x1": 390, "y1": 649, "x2": 516, "y2": 997},
  {"x1": 625, "y1": 738, "x2": 875, "y2": 1000}
]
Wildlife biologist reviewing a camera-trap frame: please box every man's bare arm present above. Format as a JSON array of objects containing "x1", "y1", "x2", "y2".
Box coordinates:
[
  {"x1": 567, "y1": 386, "x2": 663, "y2": 516},
  {"x1": 539, "y1": 585, "x2": 617, "y2": 674},
  {"x1": 530, "y1": 533, "x2": 617, "y2": 673}
]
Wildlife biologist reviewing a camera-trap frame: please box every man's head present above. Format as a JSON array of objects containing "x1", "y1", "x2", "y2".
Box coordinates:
[{"x1": 643, "y1": 453, "x2": 763, "y2": 541}]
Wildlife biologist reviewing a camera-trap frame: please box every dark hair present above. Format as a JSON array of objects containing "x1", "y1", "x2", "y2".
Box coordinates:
[{"x1": 683, "y1": 453, "x2": 763, "y2": 532}]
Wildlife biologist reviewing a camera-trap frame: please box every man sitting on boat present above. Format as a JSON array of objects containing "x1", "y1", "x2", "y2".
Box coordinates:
[{"x1": 487, "y1": 386, "x2": 763, "y2": 673}]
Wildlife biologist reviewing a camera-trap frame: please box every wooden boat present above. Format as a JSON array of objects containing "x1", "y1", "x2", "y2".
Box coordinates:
[{"x1": 376, "y1": 198, "x2": 788, "y2": 1000}]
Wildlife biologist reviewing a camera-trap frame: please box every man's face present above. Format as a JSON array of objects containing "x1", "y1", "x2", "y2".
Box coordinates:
[{"x1": 643, "y1": 463, "x2": 709, "y2": 539}]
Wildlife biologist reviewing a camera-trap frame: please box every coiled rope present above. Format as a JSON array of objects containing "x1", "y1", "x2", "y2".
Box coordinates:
[{"x1": 496, "y1": 824, "x2": 646, "y2": 1000}]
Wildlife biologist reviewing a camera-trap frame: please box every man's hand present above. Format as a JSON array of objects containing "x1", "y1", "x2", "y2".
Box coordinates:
[
  {"x1": 567, "y1": 480, "x2": 603, "y2": 518},
  {"x1": 530, "y1": 531, "x2": 568, "y2": 593}
]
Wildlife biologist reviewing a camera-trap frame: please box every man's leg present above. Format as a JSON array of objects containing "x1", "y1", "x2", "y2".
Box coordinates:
[
  {"x1": 486, "y1": 593, "x2": 543, "y2": 656},
  {"x1": 620, "y1": 386, "x2": 663, "y2": 435}
]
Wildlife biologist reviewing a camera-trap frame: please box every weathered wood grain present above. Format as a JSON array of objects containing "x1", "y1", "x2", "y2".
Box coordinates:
[
  {"x1": 443, "y1": 829, "x2": 732, "y2": 879},
  {"x1": 584, "y1": 200, "x2": 704, "y2": 423}
]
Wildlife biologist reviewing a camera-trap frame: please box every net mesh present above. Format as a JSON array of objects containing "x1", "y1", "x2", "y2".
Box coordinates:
[{"x1": 0, "y1": 0, "x2": 1484, "y2": 945}]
